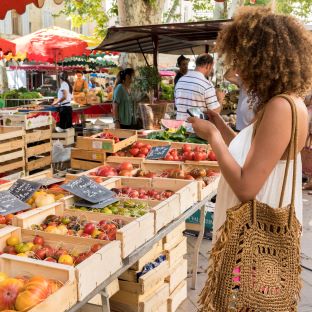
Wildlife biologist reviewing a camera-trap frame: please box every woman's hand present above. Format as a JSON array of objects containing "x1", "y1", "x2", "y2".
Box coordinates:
[
  {"x1": 205, "y1": 109, "x2": 225, "y2": 128},
  {"x1": 187, "y1": 117, "x2": 220, "y2": 142}
]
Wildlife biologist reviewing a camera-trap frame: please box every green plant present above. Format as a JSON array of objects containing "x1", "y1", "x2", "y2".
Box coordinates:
[{"x1": 134, "y1": 66, "x2": 161, "y2": 95}]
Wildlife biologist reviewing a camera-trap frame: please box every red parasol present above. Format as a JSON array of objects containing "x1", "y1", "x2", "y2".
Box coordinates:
[
  {"x1": 0, "y1": 0, "x2": 65, "y2": 19},
  {"x1": 13, "y1": 27, "x2": 90, "y2": 63},
  {"x1": 0, "y1": 38, "x2": 16, "y2": 54}
]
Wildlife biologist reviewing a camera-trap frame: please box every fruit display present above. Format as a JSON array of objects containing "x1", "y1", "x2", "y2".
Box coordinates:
[
  {"x1": 111, "y1": 186, "x2": 174, "y2": 201},
  {"x1": 96, "y1": 132, "x2": 120, "y2": 143},
  {"x1": 89, "y1": 162, "x2": 136, "y2": 177},
  {"x1": 0, "y1": 273, "x2": 61, "y2": 311},
  {"x1": 134, "y1": 168, "x2": 219, "y2": 185},
  {"x1": 26, "y1": 190, "x2": 60, "y2": 209},
  {"x1": 30, "y1": 215, "x2": 126, "y2": 240},
  {"x1": 72, "y1": 200, "x2": 150, "y2": 218},
  {"x1": 1, "y1": 234, "x2": 107, "y2": 267}
]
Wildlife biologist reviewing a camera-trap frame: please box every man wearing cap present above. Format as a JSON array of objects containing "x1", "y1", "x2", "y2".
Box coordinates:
[
  {"x1": 175, "y1": 53, "x2": 221, "y2": 121},
  {"x1": 174, "y1": 55, "x2": 190, "y2": 86}
]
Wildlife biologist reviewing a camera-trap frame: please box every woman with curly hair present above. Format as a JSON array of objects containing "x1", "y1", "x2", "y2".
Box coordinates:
[{"x1": 188, "y1": 7, "x2": 312, "y2": 311}]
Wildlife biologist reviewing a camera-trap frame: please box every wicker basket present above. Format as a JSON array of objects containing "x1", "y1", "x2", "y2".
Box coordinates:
[{"x1": 139, "y1": 102, "x2": 168, "y2": 130}]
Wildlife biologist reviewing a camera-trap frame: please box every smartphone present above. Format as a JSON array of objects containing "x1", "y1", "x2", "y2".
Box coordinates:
[{"x1": 187, "y1": 108, "x2": 207, "y2": 120}]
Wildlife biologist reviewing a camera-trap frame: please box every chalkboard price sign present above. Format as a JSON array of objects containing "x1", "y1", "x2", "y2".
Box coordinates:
[
  {"x1": 0, "y1": 191, "x2": 30, "y2": 216},
  {"x1": 146, "y1": 145, "x2": 171, "y2": 160},
  {"x1": 60, "y1": 175, "x2": 115, "y2": 203},
  {"x1": 9, "y1": 179, "x2": 41, "y2": 202},
  {"x1": 74, "y1": 197, "x2": 118, "y2": 209}
]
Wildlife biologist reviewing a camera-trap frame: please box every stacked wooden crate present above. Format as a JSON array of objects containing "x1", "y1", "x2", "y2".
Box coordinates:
[
  {"x1": 111, "y1": 241, "x2": 170, "y2": 312},
  {"x1": 25, "y1": 123, "x2": 52, "y2": 174},
  {"x1": 2, "y1": 112, "x2": 53, "y2": 175},
  {"x1": 71, "y1": 129, "x2": 137, "y2": 171},
  {"x1": 164, "y1": 223, "x2": 188, "y2": 312},
  {"x1": 52, "y1": 128, "x2": 75, "y2": 147},
  {"x1": 110, "y1": 223, "x2": 187, "y2": 312},
  {"x1": 0, "y1": 127, "x2": 25, "y2": 179}
]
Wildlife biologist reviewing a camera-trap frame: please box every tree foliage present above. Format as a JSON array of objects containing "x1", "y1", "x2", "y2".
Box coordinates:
[{"x1": 58, "y1": 0, "x2": 109, "y2": 39}]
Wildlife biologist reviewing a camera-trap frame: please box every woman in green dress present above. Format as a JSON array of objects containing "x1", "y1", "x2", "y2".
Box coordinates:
[{"x1": 113, "y1": 68, "x2": 136, "y2": 129}]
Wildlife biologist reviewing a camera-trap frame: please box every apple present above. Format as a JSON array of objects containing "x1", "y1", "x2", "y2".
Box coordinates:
[
  {"x1": 129, "y1": 190, "x2": 139, "y2": 198},
  {"x1": 74, "y1": 253, "x2": 88, "y2": 265},
  {"x1": 58, "y1": 254, "x2": 74, "y2": 266},
  {"x1": 139, "y1": 194, "x2": 148, "y2": 200},
  {"x1": 33, "y1": 235, "x2": 44, "y2": 246},
  {"x1": 91, "y1": 244, "x2": 102, "y2": 253},
  {"x1": 44, "y1": 257, "x2": 57, "y2": 263},
  {"x1": 6, "y1": 236, "x2": 20, "y2": 247},
  {"x1": 54, "y1": 248, "x2": 68, "y2": 259},
  {"x1": 99, "y1": 219, "x2": 108, "y2": 227},
  {"x1": 3, "y1": 246, "x2": 17, "y2": 255},
  {"x1": 98, "y1": 232, "x2": 109, "y2": 240},
  {"x1": 83, "y1": 223, "x2": 96, "y2": 235},
  {"x1": 34, "y1": 248, "x2": 47, "y2": 260},
  {"x1": 118, "y1": 170, "x2": 132, "y2": 177}
]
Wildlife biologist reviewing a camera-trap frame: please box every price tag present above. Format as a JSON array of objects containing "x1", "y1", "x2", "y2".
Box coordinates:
[
  {"x1": 9, "y1": 179, "x2": 41, "y2": 202},
  {"x1": 60, "y1": 175, "x2": 115, "y2": 203},
  {"x1": 0, "y1": 191, "x2": 30, "y2": 215},
  {"x1": 146, "y1": 145, "x2": 171, "y2": 160}
]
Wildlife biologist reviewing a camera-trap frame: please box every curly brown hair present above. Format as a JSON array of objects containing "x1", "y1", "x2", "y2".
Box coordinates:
[{"x1": 215, "y1": 7, "x2": 312, "y2": 111}]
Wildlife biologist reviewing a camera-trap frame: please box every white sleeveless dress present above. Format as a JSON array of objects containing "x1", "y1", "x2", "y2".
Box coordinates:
[{"x1": 213, "y1": 123, "x2": 303, "y2": 242}]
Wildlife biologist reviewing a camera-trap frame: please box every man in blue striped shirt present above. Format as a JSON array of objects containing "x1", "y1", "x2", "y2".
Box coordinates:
[{"x1": 175, "y1": 54, "x2": 221, "y2": 121}]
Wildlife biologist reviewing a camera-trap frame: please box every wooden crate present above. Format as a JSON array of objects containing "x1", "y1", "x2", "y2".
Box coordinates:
[
  {"x1": 0, "y1": 127, "x2": 25, "y2": 177},
  {"x1": 52, "y1": 128, "x2": 75, "y2": 146},
  {"x1": 141, "y1": 161, "x2": 182, "y2": 174},
  {"x1": 25, "y1": 125, "x2": 52, "y2": 174},
  {"x1": 165, "y1": 259, "x2": 187, "y2": 294},
  {"x1": 88, "y1": 278, "x2": 120, "y2": 306},
  {"x1": 3, "y1": 111, "x2": 52, "y2": 130},
  {"x1": 71, "y1": 148, "x2": 106, "y2": 170},
  {"x1": 111, "y1": 282, "x2": 169, "y2": 312},
  {"x1": 167, "y1": 280, "x2": 187, "y2": 312},
  {"x1": 76, "y1": 129, "x2": 137, "y2": 153},
  {"x1": 119, "y1": 260, "x2": 169, "y2": 295},
  {"x1": 0, "y1": 253, "x2": 77, "y2": 312},
  {"x1": 165, "y1": 237, "x2": 187, "y2": 268},
  {"x1": 163, "y1": 222, "x2": 186, "y2": 251},
  {"x1": 131, "y1": 241, "x2": 163, "y2": 271},
  {"x1": 1, "y1": 226, "x2": 122, "y2": 302}
]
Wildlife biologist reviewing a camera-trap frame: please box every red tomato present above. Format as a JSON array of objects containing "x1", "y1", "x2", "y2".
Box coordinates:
[
  {"x1": 194, "y1": 152, "x2": 203, "y2": 161},
  {"x1": 0, "y1": 215, "x2": 6, "y2": 224},
  {"x1": 182, "y1": 144, "x2": 192, "y2": 153},
  {"x1": 184, "y1": 152, "x2": 195, "y2": 161},
  {"x1": 119, "y1": 162, "x2": 133, "y2": 171},
  {"x1": 165, "y1": 154, "x2": 174, "y2": 161},
  {"x1": 129, "y1": 148, "x2": 140, "y2": 156},
  {"x1": 208, "y1": 151, "x2": 217, "y2": 161},
  {"x1": 140, "y1": 147, "x2": 149, "y2": 155}
]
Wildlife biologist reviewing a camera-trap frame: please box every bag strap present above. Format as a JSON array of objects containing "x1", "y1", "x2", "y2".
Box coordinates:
[
  {"x1": 252, "y1": 94, "x2": 298, "y2": 227},
  {"x1": 277, "y1": 95, "x2": 298, "y2": 227}
]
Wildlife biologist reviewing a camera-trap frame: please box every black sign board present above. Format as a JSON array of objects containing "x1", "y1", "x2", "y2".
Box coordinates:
[
  {"x1": 9, "y1": 179, "x2": 41, "y2": 202},
  {"x1": 146, "y1": 145, "x2": 171, "y2": 160},
  {"x1": 0, "y1": 191, "x2": 30, "y2": 216},
  {"x1": 60, "y1": 175, "x2": 115, "y2": 203},
  {"x1": 35, "y1": 177, "x2": 65, "y2": 187},
  {"x1": 74, "y1": 197, "x2": 119, "y2": 209}
]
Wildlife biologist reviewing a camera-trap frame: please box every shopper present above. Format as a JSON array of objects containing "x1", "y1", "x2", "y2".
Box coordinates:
[
  {"x1": 188, "y1": 7, "x2": 312, "y2": 311},
  {"x1": 175, "y1": 54, "x2": 221, "y2": 121},
  {"x1": 54, "y1": 72, "x2": 73, "y2": 132},
  {"x1": 113, "y1": 68, "x2": 135, "y2": 129},
  {"x1": 73, "y1": 71, "x2": 88, "y2": 94},
  {"x1": 224, "y1": 69, "x2": 255, "y2": 131},
  {"x1": 174, "y1": 55, "x2": 190, "y2": 86}
]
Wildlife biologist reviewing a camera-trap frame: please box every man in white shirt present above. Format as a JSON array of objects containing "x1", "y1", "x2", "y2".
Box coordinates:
[
  {"x1": 224, "y1": 69, "x2": 255, "y2": 131},
  {"x1": 175, "y1": 54, "x2": 221, "y2": 121}
]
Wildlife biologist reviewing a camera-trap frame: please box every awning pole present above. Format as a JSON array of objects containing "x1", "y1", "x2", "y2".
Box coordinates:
[
  {"x1": 205, "y1": 45, "x2": 209, "y2": 53},
  {"x1": 152, "y1": 34, "x2": 159, "y2": 99},
  {"x1": 191, "y1": 47, "x2": 196, "y2": 57},
  {"x1": 137, "y1": 40, "x2": 149, "y2": 67}
]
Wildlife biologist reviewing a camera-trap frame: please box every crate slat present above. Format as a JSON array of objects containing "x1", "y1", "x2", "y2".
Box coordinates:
[
  {"x1": 0, "y1": 158, "x2": 25, "y2": 174},
  {"x1": 167, "y1": 280, "x2": 187, "y2": 312},
  {"x1": 26, "y1": 128, "x2": 52, "y2": 144},
  {"x1": 0, "y1": 137, "x2": 24, "y2": 154},
  {"x1": 26, "y1": 155, "x2": 52, "y2": 172},
  {"x1": 26, "y1": 142, "x2": 52, "y2": 158},
  {"x1": 165, "y1": 258, "x2": 187, "y2": 294}
]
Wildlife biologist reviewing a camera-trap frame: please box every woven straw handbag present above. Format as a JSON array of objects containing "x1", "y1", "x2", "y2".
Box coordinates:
[{"x1": 199, "y1": 95, "x2": 302, "y2": 312}]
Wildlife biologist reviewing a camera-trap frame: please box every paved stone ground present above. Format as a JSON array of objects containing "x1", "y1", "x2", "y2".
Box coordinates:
[{"x1": 178, "y1": 191, "x2": 312, "y2": 312}]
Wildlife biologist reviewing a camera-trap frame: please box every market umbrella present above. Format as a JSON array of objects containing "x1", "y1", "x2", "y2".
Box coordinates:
[
  {"x1": 13, "y1": 27, "x2": 90, "y2": 63},
  {"x1": 0, "y1": 0, "x2": 66, "y2": 19},
  {"x1": 0, "y1": 38, "x2": 16, "y2": 55}
]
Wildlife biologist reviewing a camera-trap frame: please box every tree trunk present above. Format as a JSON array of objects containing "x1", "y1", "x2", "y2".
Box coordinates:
[{"x1": 117, "y1": 0, "x2": 166, "y2": 68}]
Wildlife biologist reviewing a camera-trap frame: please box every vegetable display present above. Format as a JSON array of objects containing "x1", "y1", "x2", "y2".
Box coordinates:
[{"x1": 147, "y1": 126, "x2": 207, "y2": 144}]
